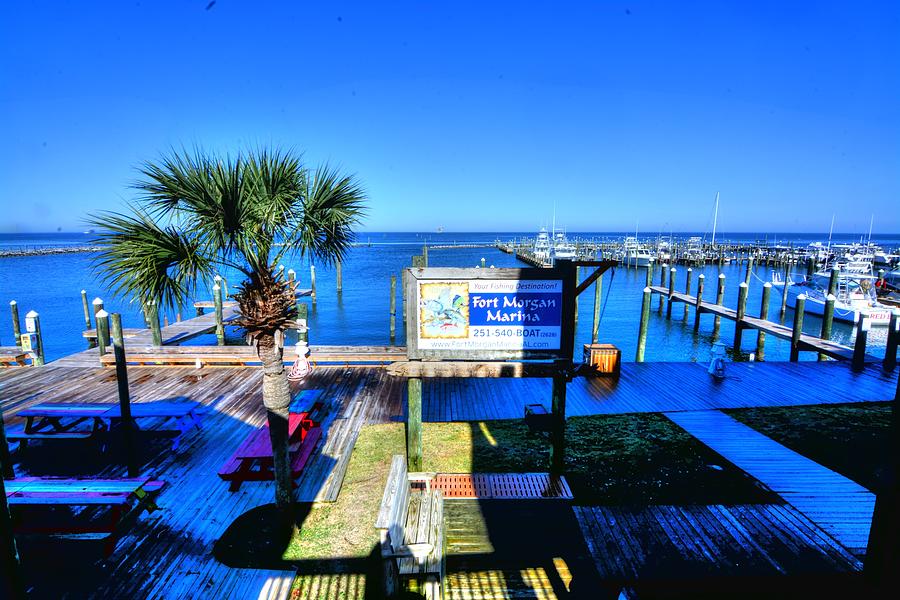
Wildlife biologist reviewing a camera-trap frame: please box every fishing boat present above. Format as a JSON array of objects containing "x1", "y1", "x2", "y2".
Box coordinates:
[
  {"x1": 533, "y1": 227, "x2": 551, "y2": 263},
  {"x1": 622, "y1": 236, "x2": 654, "y2": 267},
  {"x1": 770, "y1": 269, "x2": 892, "y2": 326},
  {"x1": 551, "y1": 229, "x2": 577, "y2": 261}
]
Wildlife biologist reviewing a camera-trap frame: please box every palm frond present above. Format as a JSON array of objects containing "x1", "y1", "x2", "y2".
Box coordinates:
[
  {"x1": 87, "y1": 208, "x2": 214, "y2": 310},
  {"x1": 231, "y1": 263, "x2": 298, "y2": 336}
]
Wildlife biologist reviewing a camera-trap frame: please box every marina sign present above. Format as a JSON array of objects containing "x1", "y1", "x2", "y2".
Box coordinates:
[{"x1": 405, "y1": 267, "x2": 574, "y2": 361}]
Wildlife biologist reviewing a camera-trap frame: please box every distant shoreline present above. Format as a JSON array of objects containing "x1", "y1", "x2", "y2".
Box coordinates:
[{"x1": 0, "y1": 245, "x2": 101, "y2": 258}]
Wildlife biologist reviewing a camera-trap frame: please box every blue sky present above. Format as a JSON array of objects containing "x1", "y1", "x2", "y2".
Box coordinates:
[{"x1": 1, "y1": 1, "x2": 897, "y2": 234}]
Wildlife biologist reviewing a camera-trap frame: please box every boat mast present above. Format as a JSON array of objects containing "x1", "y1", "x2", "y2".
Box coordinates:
[{"x1": 711, "y1": 191, "x2": 719, "y2": 247}]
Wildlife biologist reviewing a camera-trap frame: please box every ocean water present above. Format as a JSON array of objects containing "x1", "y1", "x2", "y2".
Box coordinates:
[{"x1": 0, "y1": 232, "x2": 896, "y2": 364}]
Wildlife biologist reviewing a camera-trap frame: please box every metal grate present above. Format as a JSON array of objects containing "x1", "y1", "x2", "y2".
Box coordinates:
[{"x1": 431, "y1": 473, "x2": 573, "y2": 500}]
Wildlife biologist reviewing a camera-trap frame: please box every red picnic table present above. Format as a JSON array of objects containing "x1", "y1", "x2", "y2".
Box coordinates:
[
  {"x1": 217, "y1": 406, "x2": 323, "y2": 491},
  {"x1": 5, "y1": 477, "x2": 165, "y2": 556}
]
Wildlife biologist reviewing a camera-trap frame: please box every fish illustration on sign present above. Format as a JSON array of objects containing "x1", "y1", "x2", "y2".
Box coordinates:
[{"x1": 419, "y1": 282, "x2": 469, "y2": 339}]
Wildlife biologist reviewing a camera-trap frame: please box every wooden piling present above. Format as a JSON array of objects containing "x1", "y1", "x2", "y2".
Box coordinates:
[
  {"x1": 713, "y1": 274, "x2": 726, "y2": 337},
  {"x1": 336, "y1": 260, "x2": 343, "y2": 293},
  {"x1": 666, "y1": 268, "x2": 676, "y2": 318},
  {"x1": 146, "y1": 301, "x2": 162, "y2": 347},
  {"x1": 852, "y1": 310, "x2": 870, "y2": 371},
  {"x1": 213, "y1": 282, "x2": 225, "y2": 346},
  {"x1": 574, "y1": 266, "x2": 580, "y2": 328},
  {"x1": 423, "y1": 245, "x2": 429, "y2": 267},
  {"x1": 550, "y1": 370, "x2": 567, "y2": 475},
  {"x1": 658, "y1": 265, "x2": 667, "y2": 312},
  {"x1": 110, "y1": 313, "x2": 138, "y2": 477},
  {"x1": 790, "y1": 295, "x2": 806, "y2": 362},
  {"x1": 298, "y1": 303, "x2": 308, "y2": 343},
  {"x1": 645, "y1": 263, "x2": 653, "y2": 288},
  {"x1": 780, "y1": 263, "x2": 790, "y2": 315},
  {"x1": 683, "y1": 268, "x2": 692, "y2": 319},
  {"x1": 884, "y1": 309, "x2": 899, "y2": 372},
  {"x1": 636, "y1": 287, "x2": 651, "y2": 362},
  {"x1": 693, "y1": 274, "x2": 705, "y2": 331},
  {"x1": 733, "y1": 282, "x2": 748, "y2": 354},
  {"x1": 591, "y1": 274, "x2": 602, "y2": 344},
  {"x1": 806, "y1": 257, "x2": 816, "y2": 279},
  {"x1": 757, "y1": 283, "x2": 771, "y2": 360},
  {"x1": 406, "y1": 377, "x2": 422, "y2": 471},
  {"x1": 310, "y1": 265, "x2": 317, "y2": 303},
  {"x1": 389, "y1": 275, "x2": 397, "y2": 341},
  {"x1": 287, "y1": 268, "x2": 296, "y2": 287},
  {"x1": 9, "y1": 301, "x2": 20, "y2": 348},
  {"x1": 480, "y1": 257, "x2": 486, "y2": 268},
  {"x1": 96, "y1": 309, "x2": 110, "y2": 361},
  {"x1": 828, "y1": 268, "x2": 840, "y2": 296},
  {"x1": 744, "y1": 257, "x2": 753, "y2": 286},
  {"x1": 819, "y1": 294, "x2": 836, "y2": 361},
  {"x1": 81, "y1": 290, "x2": 92, "y2": 330}
]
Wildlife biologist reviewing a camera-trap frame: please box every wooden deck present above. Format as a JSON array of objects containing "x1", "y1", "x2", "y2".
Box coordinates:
[
  {"x1": 665, "y1": 410, "x2": 876, "y2": 556},
  {"x1": 0, "y1": 364, "x2": 398, "y2": 599}
]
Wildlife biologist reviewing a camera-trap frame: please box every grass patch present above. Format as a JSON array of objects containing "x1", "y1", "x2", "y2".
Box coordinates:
[{"x1": 726, "y1": 402, "x2": 891, "y2": 492}]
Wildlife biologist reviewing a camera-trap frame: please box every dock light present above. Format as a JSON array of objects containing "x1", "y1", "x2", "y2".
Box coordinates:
[{"x1": 708, "y1": 342, "x2": 727, "y2": 379}]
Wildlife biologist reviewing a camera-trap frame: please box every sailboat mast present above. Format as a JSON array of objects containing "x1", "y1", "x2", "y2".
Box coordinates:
[{"x1": 711, "y1": 191, "x2": 719, "y2": 247}]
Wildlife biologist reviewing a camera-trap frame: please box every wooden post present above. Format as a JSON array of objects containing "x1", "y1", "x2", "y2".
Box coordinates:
[
  {"x1": 480, "y1": 257, "x2": 486, "y2": 268},
  {"x1": 406, "y1": 377, "x2": 422, "y2": 471},
  {"x1": 23, "y1": 310, "x2": 44, "y2": 367},
  {"x1": 819, "y1": 294, "x2": 836, "y2": 361},
  {"x1": 683, "y1": 268, "x2": 692, "y2": 319},
  {"x1": 573, "y1": 266, "x2": 580, "y2": 330},
  {"x1": 636, "y1": 287, "x2": 651, "y2": 362},
  {"x1": 390, "y1": 275, "x2": 397, "y2": 341},
  {"x1": 9, "y1": 301, "x2": 20, "y2": 349},
  {"x1": 591, "y1": 273, "x2": 602, "y2": 344},
  {"x1": 96, "y1": 309, "x2": 110, "y2": 361},
  {"x1": 780, "y1": 262, "x2": 790, "y2": 315},
  {"x1": 287, "y1": 268, "x2": 296, "y2": 287},
  {"x1": 111, "y1": 313, "x2": 138, "y2": 477},
  {"x1": 713, "y1": 273, "x2": 726, "y2": 337},
  {"x1": 550, "y1": 369, "x2": 567, "y2": 475},
  {"x1": 693, "y1": 274, "x2": 705, "y2": 331},
  {"x1": 93, "y1": 297, "x2": 104, "y2": 322},
  {"x1": 757, "y1": 283, "x2": 771, "y2": 361},
  {"x1": 213, "y1": 280, "x2": 225, "y2": 346},
  {"x1": 790, "y1": 295, "x2": 806, "y2": 362},
  {"x1": 310, "y1": 264, "x2": 317, "y2": 303},
  {"x1": 148, "y1": 301, "x2": 162, "y2": 347},
  {"x1": 401, "y1": 271, "x2": 408, "y2": 321},
  {"x1": 645, "y1": 262, "x2": 653, "y2": 288},
  {"x1": 80, "y1": 290, "x2": 92, "y2": 326},
  {"x1": 828, "y1": 267, "x2": 840, "y2": 297},
  {"x1": 806, "y1": 256, "x2": 816, "y2": 279},
  {"x1": 884, "y1": 309, "x2": 899, "y2": 372},
  {"x1": 734, "y1": 282, "x2": 748, "y2": 354},
  {"x1": 666, "y1": 267, "x2": 676, "y2": 318},
  {"x1": 423, "y1": 245, "x2": 429, "y2": 267},
  {"x1": 658, "y1": 264, "x2": 668, "y2": 312},
  {"x1": 336, "y1": 260, "x2": 343, "y2": 293},
  {"x1": 852, "y1": 310, "x2": 870, "y2": 372},
  {"x1": 298, "y1": 303, "x2": 308, "y2": 343},
  {"x1": 744, "y1": 257, "x2": 753, "y2": 286}
]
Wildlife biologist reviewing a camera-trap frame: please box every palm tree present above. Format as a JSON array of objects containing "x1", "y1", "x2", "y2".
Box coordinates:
[{"x1": 89, "y1": 147, "x2": 366, "y2": 508}]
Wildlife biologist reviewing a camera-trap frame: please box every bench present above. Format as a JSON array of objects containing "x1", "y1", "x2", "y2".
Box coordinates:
[
  {"x1": 0, "y1": 347, "x2": 31, "y2": 367},
  {"x1": 5, "y1": 477, "x2": 165, "y2": 556},
  {"x1": 375, "y1": 455, "x2": 445, "y2": 599}
]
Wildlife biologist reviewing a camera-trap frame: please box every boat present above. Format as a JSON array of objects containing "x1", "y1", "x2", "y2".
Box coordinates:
[
  {"x1": 682, "y1": 236, "x2": 705, "y2": 263},
  {"x1": 533, "y1": 228, "x2": 551, "y2": 263},
  {"x1": 622, "y1": 236, "x2": 654, "y2": 268},
  {"x1": 550, "y1": 229, "x2": 577, "y2": 262},
  {"x1": 770, "y1": 269, "x2": 892, "y2": 326}
]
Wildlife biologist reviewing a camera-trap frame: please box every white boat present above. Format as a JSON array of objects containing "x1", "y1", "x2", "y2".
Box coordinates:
[
  {"x1": 533, "y1": 227, "x2": 551, "y2": 263},
  {"x1": 622, "y1": 236, "x2": 654, "y2": 267},
  {"x1": 771, "y1": 269, "x2": 892, "y2": 326},
  {"x1": 551, "y1": 230, "x2": 577, "y2": 261}
]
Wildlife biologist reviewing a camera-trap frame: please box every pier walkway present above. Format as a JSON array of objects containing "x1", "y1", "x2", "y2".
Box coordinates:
[
  {"x1": 665, "y1": 410, "x2": 875, "y2": 556},
  {"x1": 648, "y1": 285, "x2": 881, "y2": 362}
]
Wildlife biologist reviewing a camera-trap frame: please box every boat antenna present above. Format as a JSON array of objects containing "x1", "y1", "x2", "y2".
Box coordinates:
[
  {"x1": 711, "y1": 191, "x2": 719, "y2": 247},
  {"x1": 867, "y1": 214, "x2": 874, "y2": 246}
]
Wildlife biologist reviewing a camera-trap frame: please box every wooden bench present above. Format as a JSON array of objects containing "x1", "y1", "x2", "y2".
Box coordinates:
[
  {"x1": 0, "y1": 347, "x2": 31, "y2": 367},
  {"x1": 5, "y1": 477, "x2": 165, "y2": 556},
  {"x1": 375, "y1": 455, "x2": 445, "y2": 599}
]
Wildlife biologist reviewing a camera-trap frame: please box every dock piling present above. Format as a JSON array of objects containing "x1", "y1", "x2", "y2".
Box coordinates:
[
  {"x1": 591, "y1": 274, "x2": 602, "y2": 344},
  {"x1": 713, "y1": 274, "x2": 726, "y2": 338},
  {"x1": 636, "y1": 287, "x2": 651, "y2": 362},
  {"x1": 744, "y1": 257, "x2": 753, "y2": 286},
  {"x1": 213, "y1": 280, "x2": 224, "y2": 346},
  {"x1": 819, "y1": 294, "x2": 836, "y2": 361},
  {"x1": 95, "y1": 309, "x2": 110, "y2": 361},
  {"x1": 757, "y1": 283, "x2": 771, "y2": 360},
  {"x1": 693, "y1": 274, "x2": 705, "y2": 331},
  {"x1": 110, "y1": 313, "x2": 138, "y2": 477},
  {"x1": 658, "y1": 265, "x2": 668, "y2": 312},
  {"x1": 884, "y1": 309, "x2": 899, "y2": 372},
  {"x1": 683, "y1": 268, "x2": 692, "y2": 319},
  {"x1": 9, "y1": 301, "x2": 20, "y2": 349},
  {"x1": 666, "y1": 268, "x2": 676, "y2": 319},
  {"x1": 828, "y1": 268, "x2": 840, "y2": 296},
  {"x1": 852, "y1": 310, "x2": 870, "y2": 371},
  {"x1": 780, "y1": 263, "x2": 790, "y2": 315},
  {"x1": 790, "y1": 295, "x2": 806, "y2": 362},
  {"x1": 287, "y1": 269, "x2": 295, "y2": 287},
  {"x1": 389, "y1": 275, "x2": 397, "y2": 341},
  {"x1": 734, "y1": 282, "x2": 748, "y2": 354},
  {"x1": 80, "y1": 290, "x2": 91, "y2": 331},
  {"x1": 310, "y1": 265, "x2": 317, "y2": 304},
  {"x1": 336, "y1": 260, "x2": 343, "y2": 293},
  {"x1": 298, "y1": 303, "x2": 308, "y2": 343}
]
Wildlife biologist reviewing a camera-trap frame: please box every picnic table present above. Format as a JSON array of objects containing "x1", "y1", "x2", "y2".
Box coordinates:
[
  {"x1": 5, "y1": 477, "x2": 165, "y2": 556},
  {"x1": 8, "y1": 401, "x2": 205, "y2": 451},
  {"x1": 218, "y1": 390, "x2": 325, "y2": 491}
]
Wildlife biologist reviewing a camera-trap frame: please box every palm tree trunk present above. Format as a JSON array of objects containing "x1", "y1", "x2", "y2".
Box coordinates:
[{"x1": 256, "y1": 332, "x2": 294, "y2": 508}]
